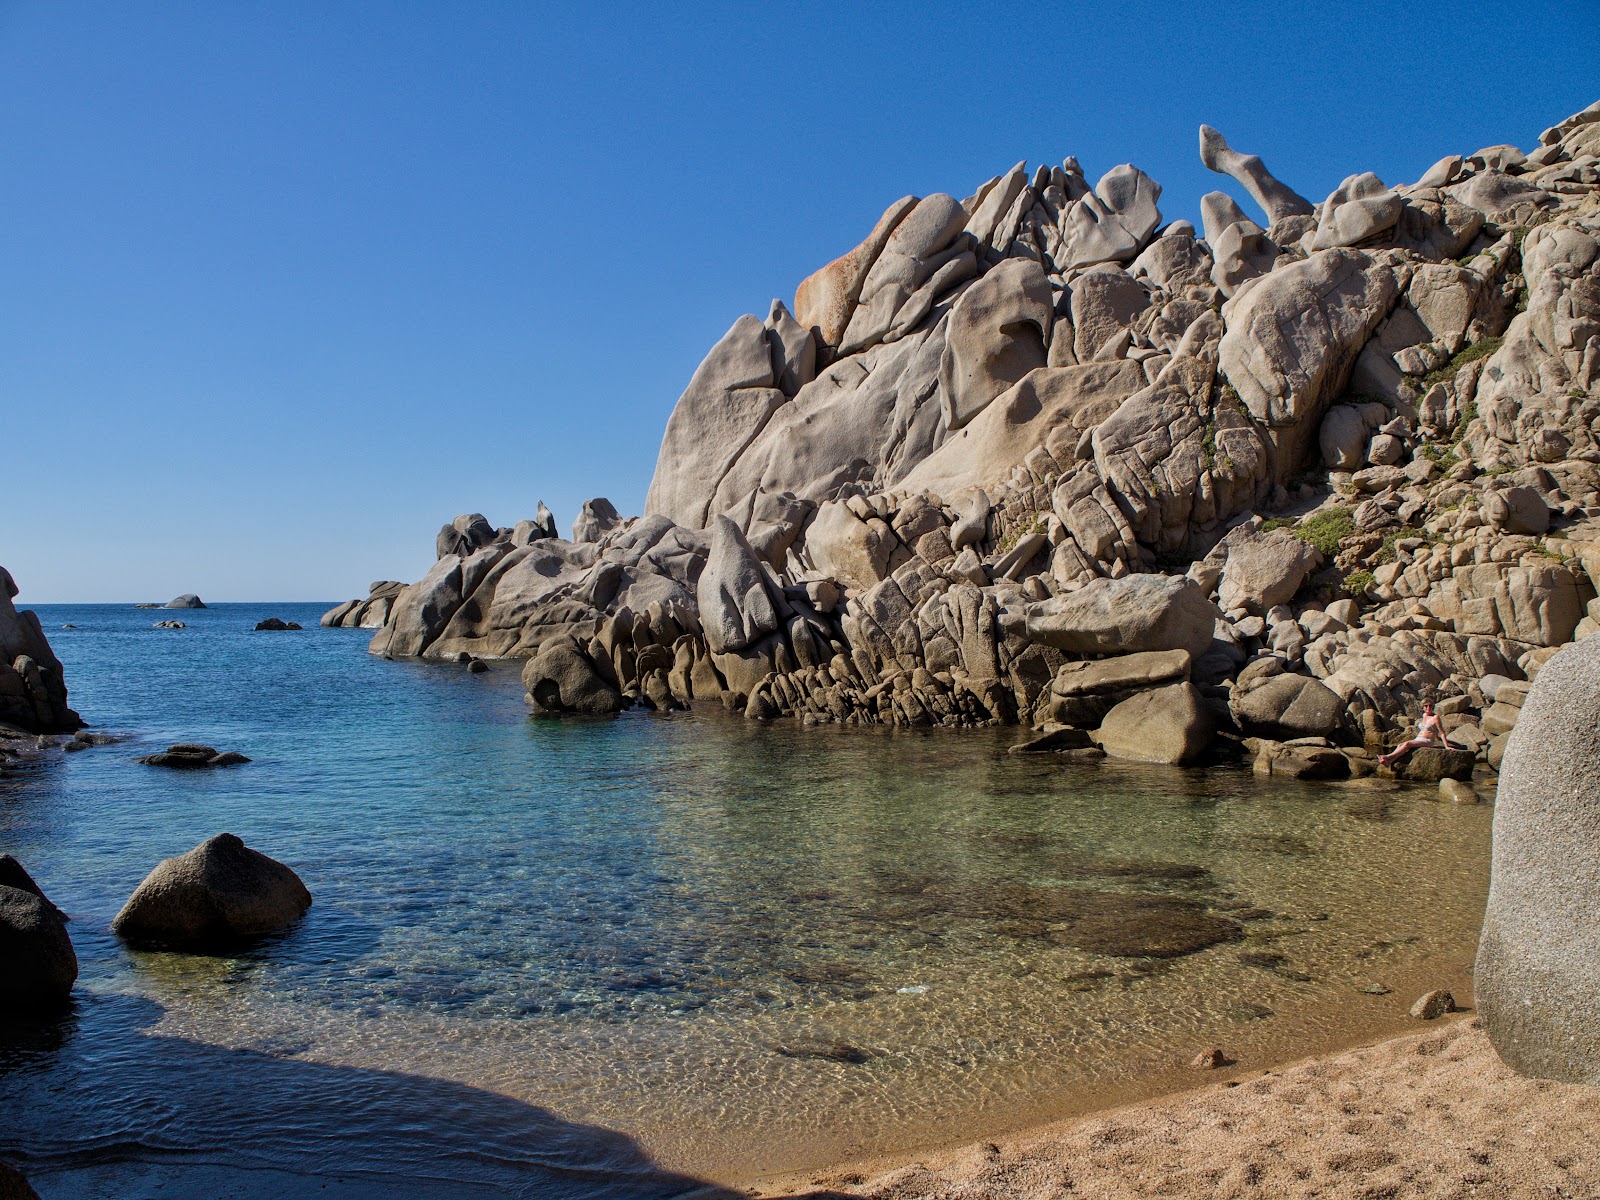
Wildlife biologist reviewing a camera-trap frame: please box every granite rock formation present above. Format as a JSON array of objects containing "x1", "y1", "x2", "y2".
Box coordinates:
[
  {"x1": 335, "y1": 100, "x2": 1600, "y2": 771},
  {"x1": 0, "y1": 566, "x2": 80, "y2": 734},
  {"x1": 1476, "y1": 635, "x2": 1600, "y2": 1084},
  {"x1": 113, "y1": 833, "x2": 311, "y2": 950}
]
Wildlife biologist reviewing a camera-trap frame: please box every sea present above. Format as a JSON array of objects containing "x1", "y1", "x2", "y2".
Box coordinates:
[{"x1": 0, "y1": 602, "x2": 1493, "y2": 1198}]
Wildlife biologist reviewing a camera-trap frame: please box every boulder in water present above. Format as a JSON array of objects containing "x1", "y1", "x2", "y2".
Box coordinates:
[
  {"x1": 112, "y1": 833, "x2": 312, "y2": 950},
  {"x1": 254, "y1": 618, "x2": 303, "y2": 631},
  {"x1": 0, "y1": 883, "x2": 77, "y2": 1011},
  {"x1": 136, "y1": 744, "x2": 251, "y2": 768},
  {"x1": 165, "y1": 594, "x2": 206, "y2": 609}
]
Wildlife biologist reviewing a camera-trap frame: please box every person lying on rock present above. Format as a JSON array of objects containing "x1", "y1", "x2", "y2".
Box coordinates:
[{"x1": 1378, "y1": 700, "x2": 1453, "y2": 767}]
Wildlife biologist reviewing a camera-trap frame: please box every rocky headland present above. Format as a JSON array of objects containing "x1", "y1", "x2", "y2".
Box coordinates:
[{"x1": 327, "y1": 100, "x2": 1600, "y2": 778}]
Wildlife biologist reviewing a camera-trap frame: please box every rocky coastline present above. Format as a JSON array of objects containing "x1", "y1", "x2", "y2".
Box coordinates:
[
  {"x1": 326, "y1": 100, "x2": 1600, "y2": 783},
  {"x1": 0, "y1": 566, "x2": 81, "y2": 774}
]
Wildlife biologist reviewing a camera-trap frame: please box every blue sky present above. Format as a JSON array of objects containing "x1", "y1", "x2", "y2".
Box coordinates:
[{"x1": 5, "y1": 1, "x2": 1597, "y2": 601}]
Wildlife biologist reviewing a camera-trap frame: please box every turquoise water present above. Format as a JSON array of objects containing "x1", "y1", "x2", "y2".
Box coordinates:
[{"x1": 0, "y1": 604, "x2": 1493, "y2": 1196}]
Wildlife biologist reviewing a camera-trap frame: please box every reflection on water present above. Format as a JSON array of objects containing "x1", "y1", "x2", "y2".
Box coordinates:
[{"x1": 0, "y1": 604, "x2": 1493, "y2": 1190}]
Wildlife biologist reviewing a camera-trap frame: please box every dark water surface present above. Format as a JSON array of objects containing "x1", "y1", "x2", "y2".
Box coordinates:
[{"x1": 0, "y1": 603, "x2": 1492, "y2": 1196}]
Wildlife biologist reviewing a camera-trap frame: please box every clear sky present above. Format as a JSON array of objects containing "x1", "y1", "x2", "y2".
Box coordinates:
[{"x1": 5, "y1": 1, "x2": 1597, "y2": 602}]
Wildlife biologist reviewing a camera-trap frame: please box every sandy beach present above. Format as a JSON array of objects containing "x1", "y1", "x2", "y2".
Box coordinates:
[{"x1": 756, "y1": 1018, "x2": 1599, "y2": 1199}]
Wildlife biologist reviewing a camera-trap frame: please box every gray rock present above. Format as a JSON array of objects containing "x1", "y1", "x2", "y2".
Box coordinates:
[
  {"x1": 1477, "y1": 637, "x2": 1600, "y2": 1083},
  {"x1": 697, "y1": 516, "x2": 781, "y2": 655},
  {"x1": 939, "y1": 258, "x2": 1052, "y2": 429},
  {"x1": 1219, "y1": 249, "x2": 1401, "y2": 480},
  {"x1": 1394, "y1": 746, "x2": 1476, "y2": 782},
  {"x1": 1233, "y1": 673, "x2": 1347, "y2": 738},
  {"x1": 1409, "y1": 989, "x2": 1457, "y2": 1020},
  {"x1": 571, "y1": 497, "x2": 621, "y2": 544},
  {"x1": 1483, "y1": 486, "x2": 1551, "y2": 535},
  {"x1": 840, "y1": 193, "x2": 971, "y2": 354},
  {"x1": 1252, "y1": 741, "x2": 1350, "y2": 779},
  {"x1": 1319, "y1": 404, "x2": 1379, "y2": 470},
  {"x1": 521, "y1": 636, "x2": 625, "y2": 715},
  {"x1": 136, "y1": 744, "x2": 251, "y2": 768},
  {"x1": 1198, "y1": 125, "x2": 1314, "y2": 224},
  {"x1": 1024, "y1": 575, "x2": 1220, "y2": 660},
  {"x1": 1438, "y1": 778, "x2": 1479, "y2": 804},
  {"x1": 0, "y1": 884, "x2": 76, "y2": 1012},
  {"x1": 151, "y1": 620, "x2": 186, "y2": 629},
  {"x1": 1310, "y1": 173, "x2": 1403, "y2": 250},
  {"x1": 794, "y1": 195, "x2": 918, "y2": 348},
  {"x1": 164, "y1": 594, "x2": 206, "y2": 609},
  {"x1": 0, "y1": 568, "x2": 81, "y2": 734},
  {"x1": 1096, "y1": 682, "x2": 1214, "y2": 765},
  {"x1": 1214, "y1": 526, "x2": 1322, "y2": 616},
  {"x1": 435, "y1": 514, "x2": 496, "y2": 559},
  {"x1": 112, "y1": 833, "x2": 312, "y2": 950},
  {"x1": 254, "y1": 618, "x2": 303, "y2": 631}
]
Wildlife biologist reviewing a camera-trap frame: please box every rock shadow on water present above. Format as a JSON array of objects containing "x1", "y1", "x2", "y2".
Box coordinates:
[{"x1": 0, "y1": 993, "x2": 738, "y2": 1200}]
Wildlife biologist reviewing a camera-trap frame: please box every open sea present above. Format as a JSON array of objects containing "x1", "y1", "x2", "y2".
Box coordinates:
[{"x1": 0, "y1": 603, "x2": 1492, "y2": 1198}]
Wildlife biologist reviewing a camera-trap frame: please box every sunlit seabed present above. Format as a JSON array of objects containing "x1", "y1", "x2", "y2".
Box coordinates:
[{"x1": 0, "y1": 604, "x2": 1491, "y2": 1193}]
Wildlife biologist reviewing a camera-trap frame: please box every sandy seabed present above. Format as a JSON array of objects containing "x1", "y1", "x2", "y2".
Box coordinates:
[{"x1": 756, "y1": 1018, "x2": 1599, "y2": 1200}]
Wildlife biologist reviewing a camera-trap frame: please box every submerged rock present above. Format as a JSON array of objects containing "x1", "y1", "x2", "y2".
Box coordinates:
[
  {"x1": 136, "y1": 744, "x2": 251, "y2": 768},
  {"x1": 112, "y1": 833, "x2": 312, "y2": 950}
]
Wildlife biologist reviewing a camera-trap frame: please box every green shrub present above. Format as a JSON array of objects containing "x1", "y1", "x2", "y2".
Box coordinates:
[
  {"x1": 1291, "y1": 507, "x2": 1356, "y2": 557},
  {"x1": 1344, "y1": 569, "x2": 1375, "y2": 594}
]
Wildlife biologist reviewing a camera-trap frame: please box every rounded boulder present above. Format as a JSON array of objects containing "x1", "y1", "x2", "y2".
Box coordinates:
[
  {"x1": 1477, "y1": 637, "x2": 1600, "y2": 1083},
  {"x1": 0, "y1": 883, "x2": 77, "y2": 1012},
  {"x1": 112, "y1": 833, "x2": 312, "y2": 950}
]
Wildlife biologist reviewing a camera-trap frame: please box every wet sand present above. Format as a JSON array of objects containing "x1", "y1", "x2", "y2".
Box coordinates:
[{"x1": 755, "y1": 1017, "x2": 1600, "y2": 1200}]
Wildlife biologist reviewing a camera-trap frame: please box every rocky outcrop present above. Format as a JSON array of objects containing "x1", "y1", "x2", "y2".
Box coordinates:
[
  {"x1": 136, "y1": 744, "x2": 251, "y2": 768},
  {"x1": 112, "y1": 833, "x2": 312, "y2": 950},
  {"x1": 348, "y1": 101, "x2": 1600, "y2": 774},
  {"x1": 0, "y1": 566, "x2": 80, "y2": 734},
  {"x1": 1477, "y1": 636, "x2": 1600, "y2": 1084},
  {"x1": 165, "y1": 594, "x2": 205, "y2": 609},
  {"x1": 321, "y1": 581, "x2": 404, "y2": 629}
]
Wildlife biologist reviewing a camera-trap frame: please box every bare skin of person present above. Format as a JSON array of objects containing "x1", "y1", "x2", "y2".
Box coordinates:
[{"x1": 1379, "y1": 700, "x2": 1451, "y2": 766}]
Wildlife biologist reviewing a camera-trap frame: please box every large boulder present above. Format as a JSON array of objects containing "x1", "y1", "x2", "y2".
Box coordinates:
[
  {"x1": 1218, "y1": 249, "x2": 1401, "y2": 481},
  {"x1": 0, "y1": 883, "x2": 77, "y2": 1012},
  {"x1": 112, "y1": 833, "x2": 313, "y2": 950},
  {"x1": 1046, "y1": 648, "x2": 1192, "y2": 727},
  {"x1": 1232, "y1": 672, "x2": 1346, "y2": 738},
  {"x1": 1024, "y1": 575, "x2": 1219, "y2": 660},
  {"x1": 696, "y1": 516, "x2": 781, "y2": 654},
  {"x1": 164, "y1": 594, "x2": 206, "y2": 609},
  {"x1": 938, "y1": 257, "x2": 1051, "y2": 429},
  {"x1": 1310, "y1": 172, "x2": 1403, "y2": 250},
  {"x1": 1095, "y1": 682, "x2": 1214, "y2": 765},
  {"x1": 0, "y1": 566, "x2": 80, "y2": 733},
  {"x1": 1477, "y1": 637, "x2": 1600, "y2": 1083},
  {"x1": 571, "y1": 497, "x2": 621, "y2": 544},
  {"x1": 1393, "y1": 745, "x2": 1477, "y2": 782},
  {"x1": 521, "y1": 636, "x2": 625, "y2": 715},
  {"x1": 794, "y1": 196, "x2": 918, "y2": 348},
  {"x1": 1213, "y1": 525, "x2": 1322, "y2": 615}
]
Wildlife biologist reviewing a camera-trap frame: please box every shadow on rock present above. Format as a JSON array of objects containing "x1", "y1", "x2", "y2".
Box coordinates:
[{"x1": 0, "y1": 993, "x2": 739, "y2": 1200}]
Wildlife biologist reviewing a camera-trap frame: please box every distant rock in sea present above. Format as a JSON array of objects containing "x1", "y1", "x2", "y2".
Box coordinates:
[
  {"x1": 255, "y1": 618, "x2": 303, "y2": 631},
  {"x1": 165, "y1": 594, "x2": 206, "y2": 609}
]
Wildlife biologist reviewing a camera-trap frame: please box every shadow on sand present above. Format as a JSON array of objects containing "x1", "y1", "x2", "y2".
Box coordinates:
[{"x1": 0, "y1": 993, "x2": 740, "y2": 1200}]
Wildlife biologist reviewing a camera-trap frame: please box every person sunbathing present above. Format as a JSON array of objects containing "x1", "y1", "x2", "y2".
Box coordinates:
[{"x1": 1378, "y1": 700, "x2": 1452, "y2": 766}]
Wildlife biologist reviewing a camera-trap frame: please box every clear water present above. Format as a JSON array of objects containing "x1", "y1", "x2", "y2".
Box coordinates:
[{"x1": 0, "y1": 603, "x2": 1493, "y2": 1197}]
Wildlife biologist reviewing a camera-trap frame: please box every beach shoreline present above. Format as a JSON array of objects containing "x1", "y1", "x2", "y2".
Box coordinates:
[{"x1": 747, "y1": 1015, "x2": 1600, "y2": 1199}]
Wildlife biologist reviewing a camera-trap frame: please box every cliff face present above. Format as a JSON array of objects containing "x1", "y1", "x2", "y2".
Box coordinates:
[
  {"x1": 0, "y1": 567, "x2": 80, "y2": 734},
  {"x1": 341, "y1": 100, "x2": 1600, "y2": 763}
]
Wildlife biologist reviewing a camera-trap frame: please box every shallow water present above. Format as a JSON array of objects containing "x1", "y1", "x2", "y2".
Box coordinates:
[{"x1": 0, "y1": 603, "x2": 1492, "y2": 1196}]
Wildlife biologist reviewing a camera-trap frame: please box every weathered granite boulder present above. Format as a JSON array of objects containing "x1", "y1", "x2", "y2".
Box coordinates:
[
  {"x1": 1251, "y1": 740, "x2": 1351, "y2": 779},
  {"x1": 1393, "y1": 745, "x2": 1476, "y2": 782},
  {"x1": 0, "y1": 855, "x2": 63, "y2": 920},
  {"x1": 1095, "y1": 682, "x2": 1214, "y2": 765},
  {"x1": 697, "y1": 516, "x2": 781, "y2": 654},
  {"x1": 1024, "y1": 575, "x2": 1219, "y2": 659},
  {"x1": 254, "y1": 618, "x2": 303, "y2": 631},
  {"x1": 0, "y1": 883, "x2": 76, "y2": 1012},
  {"x1": 321, "y1": 581, "x2": 405, "y2": 629},
  {"x1": 1198, "y1": 124, "x2": 1313, "y2": 225},
  {"x1": 1232, "y1": 672, "x2": 1347, "y2": 738},
  {"x1": 112, "y1": 833, "x2": 312, "y2": 950},
  {"x1": 165, "y1": 594, "x2": 206, "y2": 609},
  {"x1": 0, "y1": 566, "x2": 81, "y2": 733},
  {"x1": 571, "y1": 497, "x2": 621, "y2": 544},
  {"x1": 1311, "y1": 172, "x2": 1402, "y2": 250},
  {"x1": 1483, "y1": 486, "x2": 1551, "y2": 535},
  {"x1": 521, "y1": 636, "x2": 625, "y2": 715},
  {"x1": 1212, "y1": 525, "x2": 1322, "y2": 615},
  {"x1": 939, "y1": 257, "x2": 1051, "y2": 429},
  {"x1": 1478, "y1": 637, "x2": 1600, "y2": 1083},
  {"x1": 1045, "y1": 648, "x2": 1191, "y2": 726}
]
